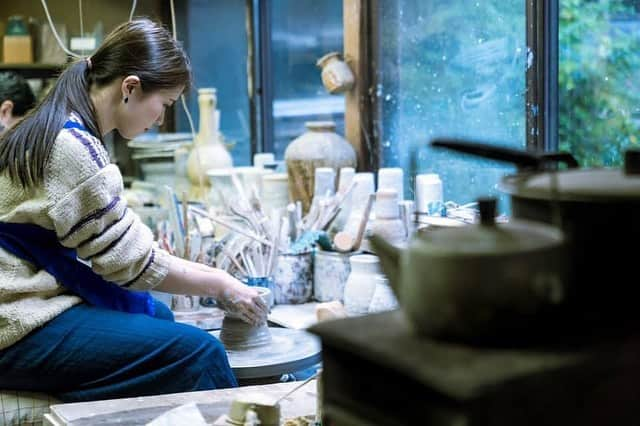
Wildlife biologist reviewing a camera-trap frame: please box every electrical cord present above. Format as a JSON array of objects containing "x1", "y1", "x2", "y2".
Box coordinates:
[
  {"x1": 41, "y1": 0, "x2": 138, "y2": 58},
  {"x1": 40, "y1": 0, "x2": 205, "y2": 205},
  {"x1": 169, "y1": 0, "x2": 209, "y2": 209},
  {"x1": 40, "y1": 0, "x2": 82, "y2": 58},
  {"x1": 128, "y1": 0, "x2": 137, "y2": 21}
]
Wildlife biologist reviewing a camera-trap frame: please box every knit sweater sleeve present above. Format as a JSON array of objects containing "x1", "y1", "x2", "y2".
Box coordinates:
[{"x1": 43, "y1": 126, "x2": 170, "y2": 290}]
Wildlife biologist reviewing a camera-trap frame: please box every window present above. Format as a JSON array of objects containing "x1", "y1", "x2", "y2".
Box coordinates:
[
  {"x1": 177, "y1": 0, "x2": 344, "y2": 165},
  {"x1": 559, "y1": 0, "x2": 640, "y2": 167},
  {"x1": 262, "y1": 0, "x2": 344, "y2": 159},
  {"x1": 176, "y1": 0, "x2": 252, "y2": 165},
  {"x1": 377, "y1": 0, "x2": 527, "y2": 205}
]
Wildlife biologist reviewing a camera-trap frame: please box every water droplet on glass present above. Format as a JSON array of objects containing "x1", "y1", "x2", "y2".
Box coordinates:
[{"x1": 385, "y1": 94, "x2": 392, "y2": 101}]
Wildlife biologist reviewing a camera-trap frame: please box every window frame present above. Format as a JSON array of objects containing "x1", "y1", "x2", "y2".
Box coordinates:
[{"x1": 344, "y1": 0, "x2": 555, "y2": 174}]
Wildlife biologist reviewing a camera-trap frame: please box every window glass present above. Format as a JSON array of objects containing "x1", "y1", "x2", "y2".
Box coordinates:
[
  {"x1": 270, "y1": 0, "x2": 344, "y2": 159},
  {"x1": 559, "y1": 0, "x2": 640, "y2": 167},
  {"x1": 176, "y1": 0, "x2": 251, "y2": 165},
  {"x1": 378, "y1": 0, "x2": 526, "y2": 207}
]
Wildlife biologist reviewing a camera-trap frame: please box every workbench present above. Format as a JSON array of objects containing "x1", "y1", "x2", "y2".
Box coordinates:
[{"x1": 44, "y1": 380, "x2": 317, "y2": 425}]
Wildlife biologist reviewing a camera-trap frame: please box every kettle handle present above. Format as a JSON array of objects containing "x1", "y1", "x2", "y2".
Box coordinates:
[{"x1": 430, "y1": 139, "x2": 579, "y2": 171}]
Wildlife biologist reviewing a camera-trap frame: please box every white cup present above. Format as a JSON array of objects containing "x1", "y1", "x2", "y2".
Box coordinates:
[
  {"x1": 253, "y1": 152, "x2": 275, "y2": 169},
  {"x1": 314, "y1": 167, "x2": 336, "y2": 198},
  {"x1": 415, "y1": 173, "x2": 443, "y2": 214},
  {"x1": 378, "y1": 167, "x2": 404, "y2": 200},
  {"x1": 261, "y1": 173, "x2": 289, "y2": 214},
  {"x1": 338, "y1": 167, "x2": 356, "y2": 193},
  {"x1": 351, "y1": 172, "x2": 375, "y2": 208},
  {"x1": 375, "y1": 189, "x2": 400, "y2": 220}
]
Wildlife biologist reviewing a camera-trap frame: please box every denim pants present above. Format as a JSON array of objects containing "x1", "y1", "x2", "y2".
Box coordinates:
[{"x1": 0, "y1": 300, "x2": 237, "y2": 402}]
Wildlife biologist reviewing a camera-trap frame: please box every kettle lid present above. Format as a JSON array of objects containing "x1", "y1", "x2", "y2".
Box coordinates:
[
  {"x1": 501, "y1": 149, "x2": 640, "y2": 202},
  {"x1": 419, "y1": 198, "x2": 564, "y2": 255}
]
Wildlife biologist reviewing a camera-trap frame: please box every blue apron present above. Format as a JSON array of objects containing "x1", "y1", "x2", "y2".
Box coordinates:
[{"x1": 0, "y1": 221, "x2": 155, "y2": 316}]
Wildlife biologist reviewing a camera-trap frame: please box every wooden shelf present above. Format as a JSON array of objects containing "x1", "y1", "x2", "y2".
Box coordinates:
[{"x1": 0, "y1": 63, "x2": 63, "y2": 79}]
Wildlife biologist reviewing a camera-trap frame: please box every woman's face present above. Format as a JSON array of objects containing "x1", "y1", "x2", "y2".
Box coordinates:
[{"x1": 116, "y1": 84, "x2": 184, "y2": 139}]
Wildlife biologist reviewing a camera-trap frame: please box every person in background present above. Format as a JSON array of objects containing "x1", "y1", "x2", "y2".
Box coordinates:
[
  {"x1": 0, "y1": 71, "x2": 36, "y2": 132},
  {"x1": 0, "y1": 19, "x2": 267, "y2": 402}
]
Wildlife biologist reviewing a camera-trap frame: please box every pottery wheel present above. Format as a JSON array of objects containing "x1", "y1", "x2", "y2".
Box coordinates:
[{"x1": 211, "y1": 327, "x2": 322, "y2": 379}]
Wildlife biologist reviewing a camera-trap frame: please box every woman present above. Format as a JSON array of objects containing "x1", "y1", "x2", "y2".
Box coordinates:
[
  {"x1": 0, "y1": 71, "x2": 36, "y2": 132},
  {"x1": 0, "y1": 19, "x2": 267, "y2": 402}
]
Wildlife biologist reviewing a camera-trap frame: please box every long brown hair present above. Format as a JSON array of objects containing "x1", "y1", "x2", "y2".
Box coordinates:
[{"x1": 0, "y1": 18, "x2": 192, "y2": 188}]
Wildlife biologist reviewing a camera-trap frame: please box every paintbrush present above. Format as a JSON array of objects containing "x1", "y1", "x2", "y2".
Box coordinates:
[
  {"x1": 191, "y1": 206, "x2": 273, "y2": 247},
  {"x1": 266, "y1": 212, "x2": 281, "y2": 277},
  {"x1": 220, "y1": 244, "x2": 249, "y2": 276},
  {"x1": 182, "y1": 192, "x2": 190, "y2": 260}
]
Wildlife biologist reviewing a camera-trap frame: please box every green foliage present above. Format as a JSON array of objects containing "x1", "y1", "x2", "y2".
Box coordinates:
[{"x1": 559, "y1": 0, "x2": 640, "y2": 167}]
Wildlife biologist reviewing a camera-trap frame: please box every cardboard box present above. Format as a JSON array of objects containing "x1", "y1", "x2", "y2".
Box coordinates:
[{"x1": 3, "y1": 35, "x2": 33, "y2": 63}]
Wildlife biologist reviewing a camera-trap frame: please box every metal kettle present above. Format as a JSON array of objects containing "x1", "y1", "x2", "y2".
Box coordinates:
[{"x1": 370, "y1": 198, "x2": 568, "y2": 344}]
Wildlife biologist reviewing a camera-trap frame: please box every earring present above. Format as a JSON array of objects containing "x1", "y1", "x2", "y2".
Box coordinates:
[{"x1": 124, "y1": 97, "x2": 129, "y2": 104}]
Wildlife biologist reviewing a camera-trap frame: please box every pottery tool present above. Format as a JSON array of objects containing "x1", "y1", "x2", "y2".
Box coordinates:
[
  {"x1": 213, "y1": 287, "x2": 321, "y2": 380},
  {"x1": 316, "y1": 301, "x2": 348, "y2": 322},
  {"x1": 286, "y1": 204, "x2": 299, "y2": 241},
  {"x1": 266, "y1": 213, "x2": 281, "y2": 276},
  {"x1": 182, "y1": 192, "x2": 191, "y2": 260},
  {"x1": 295, "y1": 201, "x2": 303, "y2": 223},
  {"x1": 212, "y1": 325, "x2": 321, "y2": 380},
  {"x1": 334, "y1": 193, "x2": 375, "y2": 252},
  {"x1": 220, "y1": 244, "x2": 249, "y2": 277},
  {"x1": 190, "y1": 206, "x2": 273, "y2": 247},
  {"x1": 273, "y1": 371, "x2": 319, "y2": 405}
]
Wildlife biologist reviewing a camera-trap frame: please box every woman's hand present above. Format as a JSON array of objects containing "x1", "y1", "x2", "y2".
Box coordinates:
[
  {"x1": 216, "y1": 273, "x2": 269, "y2": 325},
  {"x1": 155, "y1": 255, "x2": 269, "y2": 325}
]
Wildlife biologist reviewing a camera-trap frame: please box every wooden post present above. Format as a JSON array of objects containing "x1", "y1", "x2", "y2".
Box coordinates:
[{"x1": 344, "y1": 0, "x2": 374, "y2": 172}]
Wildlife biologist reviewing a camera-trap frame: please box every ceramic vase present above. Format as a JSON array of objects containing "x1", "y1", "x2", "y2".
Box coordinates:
[
  {"x1": 343, "y1": 254, "x2": 384, "y2": 316},
  {"x1": 313, "y1": 250, "x2": 352, "y2": 302},
  {"x1": 272, "y1": 251, "x2": 314, "y2": 304},
  {"x1": 187, "y1": 88, "x2": 233, "y2": 200},
  {"x1": 284, "y1": 121, "x2": 356, "y2": 213},
  {"x1": 368, "y1": 276, "x2": 399, "y2": 313},
  {"x1": 316, "y1": 52, "x2": 355, "y2": 94}
]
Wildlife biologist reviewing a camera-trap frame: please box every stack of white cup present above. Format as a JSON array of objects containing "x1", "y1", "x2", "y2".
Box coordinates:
[
  {"x1": 377, "y1": 167, "x2": 404, "y2": 201},
  {"x1": 415, "y1": 173, "x2": 443, "y2": 214}
]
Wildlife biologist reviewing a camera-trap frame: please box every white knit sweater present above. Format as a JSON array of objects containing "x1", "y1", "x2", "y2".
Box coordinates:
[{"x1": 0, "y1": 114, "x2": 170, "y2": 350}]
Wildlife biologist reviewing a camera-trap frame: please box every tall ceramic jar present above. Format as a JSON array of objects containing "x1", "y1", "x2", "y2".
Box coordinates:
[
  {"x1": 343, "y1": 254, "x2": 384, "y2": 316},
  {"x1": 187, "y1": 88, "x2": 233, "y2": 200},
  {"x1": 371, "y1": 189, "x2": 407, "y2": 246},
  {"x1": 284, "y1": 121, "x2": 356, "y2": 213}
]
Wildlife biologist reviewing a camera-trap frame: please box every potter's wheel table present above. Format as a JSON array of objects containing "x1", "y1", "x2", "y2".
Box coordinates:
[{"x1": 210, "y1": 328, "x2": 322, "y2": 379}]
